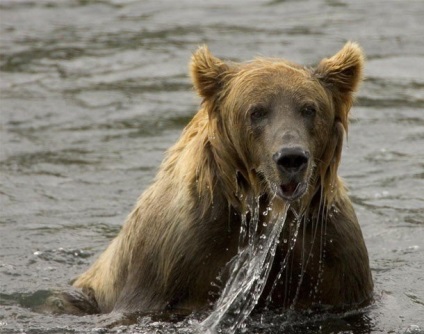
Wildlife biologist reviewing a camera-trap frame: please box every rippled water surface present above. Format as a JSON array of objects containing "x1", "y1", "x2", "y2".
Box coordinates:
[{"x1": 1, "y1": 0, "x2": 423, "y2": 333}]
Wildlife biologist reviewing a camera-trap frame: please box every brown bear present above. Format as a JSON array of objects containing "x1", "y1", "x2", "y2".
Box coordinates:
[{"x1": 70, "y1": 42, "x2": 373, "y2": 316}]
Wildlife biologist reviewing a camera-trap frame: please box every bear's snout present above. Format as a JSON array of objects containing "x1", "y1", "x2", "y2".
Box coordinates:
[
  {"x1": 273, "y1": 147, "x2": 310, "y2": 176},
  {"x1": 272, "y1": 147, "x2": 310, "y2": 201}
]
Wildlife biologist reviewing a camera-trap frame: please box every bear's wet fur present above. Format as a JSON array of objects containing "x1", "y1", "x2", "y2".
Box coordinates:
[{"x1": 70, "y1": 42, "x2": 373, "y2": 315}]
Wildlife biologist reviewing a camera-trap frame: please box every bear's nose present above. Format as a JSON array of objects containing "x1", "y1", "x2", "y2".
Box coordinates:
[{"x1": 273, "y1": 147, "x2": 309, "y2": 175}]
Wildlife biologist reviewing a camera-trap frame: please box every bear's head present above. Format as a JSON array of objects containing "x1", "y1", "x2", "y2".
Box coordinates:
[{"x1": 190, "y1": 43, "x2": 364, "y2": 210}]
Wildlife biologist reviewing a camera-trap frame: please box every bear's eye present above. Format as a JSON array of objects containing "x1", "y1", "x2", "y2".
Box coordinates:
[
  {"x1": 250, "y1": 106, "x2": 268, "y2": 122},
  {"x1": 301, "y1": 105, "x2": 317, "y2": 118}
]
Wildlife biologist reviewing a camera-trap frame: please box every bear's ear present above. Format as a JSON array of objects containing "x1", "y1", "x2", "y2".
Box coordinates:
[
  {"x1": 314, "y1": 42, "x2": 364, "y2": 96},
  {"x1": 190, "y1": 45, "x2": 230, "y2": 100}
]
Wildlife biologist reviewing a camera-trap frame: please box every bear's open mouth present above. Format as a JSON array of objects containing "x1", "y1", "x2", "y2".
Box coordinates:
[{"x1": 277, "y1": 181, "x2": 307, "y2": 201}]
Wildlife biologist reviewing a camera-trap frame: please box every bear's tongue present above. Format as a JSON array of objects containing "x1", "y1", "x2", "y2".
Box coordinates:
[{"x1": 281, "y1": 181, "x2": 300, "y2": 197}]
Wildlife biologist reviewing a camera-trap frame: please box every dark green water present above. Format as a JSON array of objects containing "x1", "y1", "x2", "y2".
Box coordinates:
[{"x1": 1, "y1": 0, "x2": 423, "y2": 333}]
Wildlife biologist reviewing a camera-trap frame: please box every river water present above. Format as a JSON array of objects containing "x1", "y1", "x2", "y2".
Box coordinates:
[{"x1": 0, "y1": 0, "x2": 423, "y2": 333}]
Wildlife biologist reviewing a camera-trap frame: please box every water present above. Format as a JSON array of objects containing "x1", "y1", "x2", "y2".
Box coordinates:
[
  {"x1": 200, "y1": 200, "x2": 289, "y2": 333},
  {"x1": 1, "y1": 0, "x2": 423, "y2": 333}
]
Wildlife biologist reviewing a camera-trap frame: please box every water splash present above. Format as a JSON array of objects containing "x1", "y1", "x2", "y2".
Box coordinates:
[{"x1": 199, "y1": 199, "x2": 289, "y2": 333}]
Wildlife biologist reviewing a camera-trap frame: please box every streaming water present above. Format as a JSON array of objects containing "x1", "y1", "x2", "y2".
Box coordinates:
[{"x1": 200, "y1": 200, "x2": 289, "y2": 333}]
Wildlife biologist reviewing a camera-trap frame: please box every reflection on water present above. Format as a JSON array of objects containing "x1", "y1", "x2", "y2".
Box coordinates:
[{"x1": 1, "y1": 0, "x2": 423, "y2": 333}]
